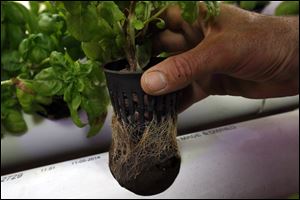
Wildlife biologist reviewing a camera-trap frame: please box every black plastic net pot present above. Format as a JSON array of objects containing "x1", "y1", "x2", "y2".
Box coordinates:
[{"x1": 104, "y1": 57, "x2": 181, "y2": 196}]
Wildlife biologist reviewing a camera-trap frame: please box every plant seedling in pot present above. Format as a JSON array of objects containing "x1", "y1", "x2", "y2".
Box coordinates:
[{"x1": 62, "y1": 1, "x2": 219, "y2": 195}]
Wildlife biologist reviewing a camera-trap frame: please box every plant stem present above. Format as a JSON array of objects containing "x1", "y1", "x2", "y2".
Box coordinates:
[
  {"x1": 40, "y1": 57, "x2": 50, "y2": 66},
  {"x1": 143, "y1": 5, "x2": 168, "y2": 26},
  {"x1": 1, "y1": 78, "x2": 34, "y2": 94},
  {"x1": 125, "y1": 1, "x2": 137, "y2": 71},
  {"x1": 11, "y1": 77, "x2": 35, "y2": 94},
  {"x1": 136, "y1": 5, "x2": 168, "y2": 40},
  {"x1": 31, "y1": 57, "x2": 50, "y2": 69},
  {"x1": 136, "y1": 2, "x2": 153, "y2": 39},
  {"x1": 1, "y1": 79, "x2": 13, "y2": 86}
]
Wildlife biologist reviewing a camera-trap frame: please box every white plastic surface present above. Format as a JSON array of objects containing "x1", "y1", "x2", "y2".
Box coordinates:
[
  {"x1": 1, "y1": 109, "x2": 113, "y2": 170},
  {"x1": 1, "y1": 110, "x2": 299, "y2": 199},
  {"x1": 262, "y1": 96, "x2": 299, "y2": 113},
  {"x1": 177, "y1": 96, "x2": 262, "y2": 132}
]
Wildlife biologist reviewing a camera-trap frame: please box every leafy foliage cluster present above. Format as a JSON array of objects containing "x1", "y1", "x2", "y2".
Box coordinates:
[{"x1": 1, "y1": 1, "x2": 108, "y2": 138}]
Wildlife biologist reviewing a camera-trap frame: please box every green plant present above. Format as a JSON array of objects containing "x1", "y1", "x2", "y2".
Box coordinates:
[
  {"x1": 275, "y1": 1, "x2": 299, "y2": 16},
  {"x1": 1, "y1": 1, "x2": 108, "y2": 138},
  {"x1": 1, "y1": 84, "x2": 27, "y2": 138},
  {"x1": 62, "y1": 1, "x2": 220, "y2": 71},
  {"x1": 1, "y1": 1, "x2": 37, "y2": 136}
]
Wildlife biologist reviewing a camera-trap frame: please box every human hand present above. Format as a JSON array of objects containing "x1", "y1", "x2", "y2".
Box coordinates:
[{"x1": 141, "y1": 3, "x2": 299, "y2": 112}]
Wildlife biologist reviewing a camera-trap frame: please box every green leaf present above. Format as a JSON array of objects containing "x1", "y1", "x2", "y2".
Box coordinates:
[
  {"x1": 76, "y1": 78, "x2": 85, "y2": 92},
  {"x1": 18, "y1": 38, "x2": 30, "y2": 58},
  {"x1": 32, "y1": 80, "x2": 63, "y2": 96},
  {"x1": 1, "y1": 86, "x2": 18, "y2": 109},
  {"x1": 83, "y1": 87, "x2": 109, "y2": 115},
  {"x1": 38, "y1": 13, "x2": 64, "y2": 34},
  {"x1": 16, "y1": 88, "x2": 35, "y2": 113},
  {"x1": 3, "y1": 1, "x2": 38, "y2": 34},
  {"x1": 1, "y1": 51, "x2": 24, "y2": 72},
  {"x1": 3, "y1": 2, "x2": 26, "y2": 24},
  {"x1": 95, "y1": 18, "x2": 114, "y2": 40},
  {"x1": 81, "y1": 41, "x2": 102, "y2": 60},
  {"x1": 87, "y1": 112, "x2": 107, "y2": 137},
  {"x1": 64, "y1": 50, "x2": 74, "y2": 65},
  {"x1": 203, "y1": 1, "x2": 220, "y2": 20},
  {"x1": 1, "y1": 3, "x2": 5, "y2": 23},
  {"x1": 80, "y1": 62, "x2": 93, "y2": 75},
  {"x1": 29, "y1": 1, "x2": 40, "y2": 15},
  {"x1": 3, "y1": 98, "x2": 18, "y2": 108},
  {"x1": 111, "y1": 38, "x2": 124, "y2": 60},
  {"x1": 275, "y1": 1, "x2": 299, "y2": 16},
  {"x1": 132, "y1": 19, "x2": 144, "y2": 30},
  {"x1": 19, "y1": 33, "x2": 55, "y2": 64},
  {"x1": 136, "y1": 39, "x2": 152, "y2": 69},
  {"x1": 87, "y1": 61, "x2": 106, "y2": 86},
  {"x1": 71, "y1": 92, "x2": 81, "y2": 111},
  {"x1": 96, "y1": 1, "x2": 125, "y2": 26},
  {"x1": 2, "y1": 109, "x2": 27, "y2": 134},
  {"x1": 64, "y1": 83, "x2": 73, "y2": 102},
  {"x1": 25, "y1": 14, "x2": 39, "y2": 34},
  {"x1": 28, "y1": 48, "x2": 49, "y2": 64},
  {"x1": 62, "y1": 71, "x2": 73, "y2": 82},
  {"x1": 152, "y1": 1, "x2": 173, "y2": 9},
  {"x1": 1, "y1": 23, "x2": 5, "y2": 50},
  {"x1": 81, "y1": 90, "x2": 109, "y2": 137},
  {"x1": 70, "y1": 61, "x2": 93, "y2": 76},
  {"x1": 34, "y1": 67, "x2": 57, "y2": 80},
  {"x1": 73, "y1": 62, "x2": 81, "y2": 74},
  {"x1": 98, "y1": 38, "x2": 113, "y2": 63},
  {"x1": 66, "y1": 5, "x2": 99, "y2": 42},
  {"x1": 135, "y1": 1, "x2": 148, "y2": 21},
  {"x1": 156, "y1": 18, "x2": 165, "y2": 29},
  {"x1": 33, "y1": 33, "x2": 56, "y2": 51},
  {"x1": 115, "y1": 33, "x2": 125, "y2": 50},
  {"x1": 63, "y1": 1, "x2": 87, "y2": 15},
  {"x1": 157, "y1": 51, "x2": 172, "y2": 58},
  {"x1": 35, "y1": 95, "x2": 52, "y2": 105},
  {"x1": 49, "y1": 51, "x2": 67, "y2": 68},
  {"x1": 68, "y1": 103, "x2": 85, "y2": 128},
  {"x1": 6, "y1": 23, "x2": 25, "y2": 49},
  {"x1": 179, "y1": 1, "x2": 199, "y2": 24},
  {"x1": 239, "y1": 1, "x2": 257, "y2": 11}
]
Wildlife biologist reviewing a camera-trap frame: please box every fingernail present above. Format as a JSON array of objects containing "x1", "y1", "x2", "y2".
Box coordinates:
[{"x1": 144, "y1": 71, "x2": 167, "y2": 92}]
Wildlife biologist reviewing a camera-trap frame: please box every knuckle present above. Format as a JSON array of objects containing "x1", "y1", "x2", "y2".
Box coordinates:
[{"x1": 168, "y1": 55, "x2": 195, "y2": 82}]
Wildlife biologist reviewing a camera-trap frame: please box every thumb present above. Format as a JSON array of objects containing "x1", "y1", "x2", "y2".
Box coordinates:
[{"x1": 141, "y1": 38, "x2": 227, "y2": 95}]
